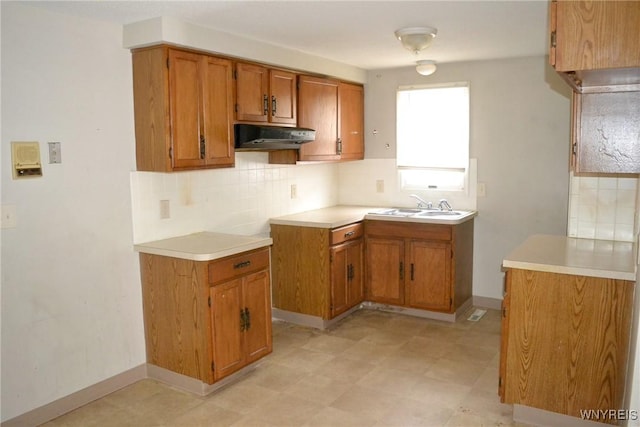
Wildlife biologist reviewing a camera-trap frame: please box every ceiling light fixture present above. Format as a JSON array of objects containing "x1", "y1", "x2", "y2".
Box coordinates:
[
  {"x1": 395, "y1": 26, "x2": 438, "y2": 76},
  {"x1": 394, "y1": 27, "x2": 437, "y2": 54},
  {"x1": 416, "y1": 60, "x2": 437, "y2": 76}
]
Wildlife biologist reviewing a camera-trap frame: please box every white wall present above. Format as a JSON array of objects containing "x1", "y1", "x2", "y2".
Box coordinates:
[
  {"x1": 338, "y1": 57, "x2": 572, "y2": 300},
  {"x1": 1, "y1": 3, "x2": 144, "y2": 421}
]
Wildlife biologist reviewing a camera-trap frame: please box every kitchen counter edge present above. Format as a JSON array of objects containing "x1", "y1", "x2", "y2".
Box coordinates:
[
  {"x1": 502, "y1": 234, "x2": 637, "y2": 281},
  {"x1": 134, "y1": 231, "x2": 273, "y2": 262}
]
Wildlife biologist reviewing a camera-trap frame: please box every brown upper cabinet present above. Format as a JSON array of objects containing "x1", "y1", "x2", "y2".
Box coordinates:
[
  {"x1": 338, "y1": 82, "x2": 365, "y2": 161},
  {"x1": 550, "y1": 0, "x2": 640, "y2": 73},
  {"x1": 132, "y1": 46, "x2": 235, "y2": 172},
  {"x1": 235, "y1": 62, "x2": 297, "y2": 125},
  {"x1": 297, "y1": 76, "x2": 364, "y2": 162}
]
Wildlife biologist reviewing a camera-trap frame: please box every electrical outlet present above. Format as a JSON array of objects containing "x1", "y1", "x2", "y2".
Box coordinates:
[
  {"x1": 290, "y1": 184, "x2": 297, "y2": 199},
  {"x1": 1, "y1": 205, "x2": 17, "y2": 228},
  {"x1": 159, "y1": 200, "x2": 170, "y2": 219},
  {"x1": 376, "y1": 180, "x2": 385, "y2": 193}
]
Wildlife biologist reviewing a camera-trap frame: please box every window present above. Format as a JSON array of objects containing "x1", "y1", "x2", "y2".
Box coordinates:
[{"x1": 396, "y1": 82, "x2": 469, "y2": 191}]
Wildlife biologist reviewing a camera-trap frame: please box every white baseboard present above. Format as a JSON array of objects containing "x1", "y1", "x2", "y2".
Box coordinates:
[
  {"x1": 473, "y1": 295, "x2": 502, "y2": 310},
  {"x1": 1, "y1": 364, "x2": 146, "y2": 427},
  {"x1": 513, "y1": 404, "x2": 610, "y2": 427}
]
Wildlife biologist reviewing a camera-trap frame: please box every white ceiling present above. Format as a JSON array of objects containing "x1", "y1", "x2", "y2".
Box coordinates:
[{"x1": 26, "y1": 0, "x2": 550, "y2": 70}]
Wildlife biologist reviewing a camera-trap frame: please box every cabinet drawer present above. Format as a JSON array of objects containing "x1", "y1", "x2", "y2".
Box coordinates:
[
  {"x1": 209, "y1": 248, "x2": 269, "y2": 285},
  {"x1": 331, "y1": 222, "x2": 364, "y2": 245}
]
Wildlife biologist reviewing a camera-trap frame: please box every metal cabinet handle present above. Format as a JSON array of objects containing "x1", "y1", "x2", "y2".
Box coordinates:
[
  {"x1": 233, "y1": 260, "x2": 251, "y2": 269},
  {"x1": 344, "y1": 231, "x2": 355, "y2": 238},
  {"x1": 271, "y1": 96, "x2": 277, "y2": 116},
  {"x1": 263, "y1": 95, "x2": 268, "y2": 115},
  {"x1": 399, "y1": 262, "x2": 404, "y2": 280},
  {"x1": 410, "y1": 263, "x2": 415, "y2": 281},
  {"x1": 199, "y1": 135, "x2": 205, "y2": 160}
]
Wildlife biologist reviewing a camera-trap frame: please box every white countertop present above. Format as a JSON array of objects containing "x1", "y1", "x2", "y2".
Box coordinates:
[
  {"x1": 270, "y1": 205, "x2": 477, "y2": 228},
  {"x1": 134, "y1": 232, "x2": 273, "y2": 261},
  {"x1": 503, "y1": 234, "x2": 637, "y2": 281},
  {"x1": 269, "y1": 205, "x2": 377, "y2": 228}
]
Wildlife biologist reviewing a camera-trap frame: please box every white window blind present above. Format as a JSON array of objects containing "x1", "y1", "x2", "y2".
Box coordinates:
[{"x1": 396, "y1": 82, "x2": 470, "y2": 190}]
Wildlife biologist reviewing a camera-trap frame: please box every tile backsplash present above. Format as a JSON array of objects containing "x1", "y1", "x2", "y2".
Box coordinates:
[
  {"x1": 568, "y1": 173, "x2": 638, "y2": 242},
  {"x1": 130, "y1": 152, "x2": 338, "y2": 243}
]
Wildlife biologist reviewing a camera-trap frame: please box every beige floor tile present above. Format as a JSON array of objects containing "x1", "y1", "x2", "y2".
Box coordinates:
[
  {"x1": 313, "y1": 355, "x2": 377, "y2": 383},
  {"x1": 243, "y1": 394, "x2": 323, "y2": 426},
  {"x1": 269, "y1": 347, "x2": 336, "y2": 372},
  {"x1": 397, "y1": 336, "x2": 456, "y2": 359},
  {"x1": 239, "y1": 360, "x2": 308, "y2": 392},
  {"x1": 167, "y1": 400, "x2": 243, "y2": 427},
  {"x1": 341, "y1": 340, "x2": 400, "y2": 365},
  {"x1": 282, "y1": 373, "x2": 352, "y2": 406},
  {"x1": 408, "y1": 377, "x2": 473, "y2": 409},
  {"x1": 360, "y1": 329, "x2": 413, "y2": 347},
  {"x1": 304, "y1": 406, "x2": 377, "y2": 427},
  {"x1": 356, "y1": 366, "x2": 421, "y2": 397},
  {"x1": 376, "y1": 349, "x2": 437, "y2": 374},
  {"x1": 302, "y1": 334, "x2": 358, "y2": 355},
  {"x1": 443, "y1": 342, "x2": 498, "y2": 366},
  {"x1": 326, "y1": 322, "x2": 380, "y2": 341},
  {"x1": 47, "y1": 400, "x2": 140, "y2": 427},
  {"x1": 424, "y1": 357, "x2": 488, "y2": 386},
  {"x1": 329, "y1": 385, "x2": 403, "y2": 421},
  {"x1": 208, "y1": 383, "x2": 280, "y2": 414},
  {"x1": 375, "y1": 398, "x2": 455, "y2": 427}
]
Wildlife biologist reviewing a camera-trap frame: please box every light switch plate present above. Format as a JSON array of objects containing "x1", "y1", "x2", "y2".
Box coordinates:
[{"x1": 48, "y1": 142, "x2": 61, "y2": 164}]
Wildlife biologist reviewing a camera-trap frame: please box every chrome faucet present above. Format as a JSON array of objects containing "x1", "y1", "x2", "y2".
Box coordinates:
[
  {"x1": 438, "y1": 199, "x2": 453, "y2": 211},
  {"x1": 409, "y1": 194, "x2": 432, "y2": 209}
]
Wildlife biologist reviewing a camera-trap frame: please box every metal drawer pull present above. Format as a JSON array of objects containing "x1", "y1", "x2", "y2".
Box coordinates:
[
  {"x1": 234, "y1": 260, "x2": 252, "y2": 269},
  {"x1": 344, "y1": 231, "x2": 355, "y2": 238}
]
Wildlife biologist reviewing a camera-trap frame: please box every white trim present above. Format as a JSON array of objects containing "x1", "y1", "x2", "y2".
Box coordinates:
[
  {"x1": 513, "y1": 404, "x2": 611, "y2": 427},
  {"x1": 473, "y1": 295, "x2": 503, "y2": 310}
]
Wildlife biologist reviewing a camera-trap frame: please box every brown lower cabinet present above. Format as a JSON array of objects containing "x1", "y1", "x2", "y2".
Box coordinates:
[
  {"x1": 500, "y1": 268, "x2": 634, "y2": 424},
  {"x1": 140, "y1": 247, "x2": 272, "y2": 384},
  {"x1": 365, "y1": 219, "x2": 473, "y2": 313},
  {"x1": 271, "y1": 222, "x2": 364, "y2": 320}
]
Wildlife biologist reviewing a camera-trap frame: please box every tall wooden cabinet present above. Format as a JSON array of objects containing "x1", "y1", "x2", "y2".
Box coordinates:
[
  {"x1": 271, "y1": 222, "x2": 364, "y2": 321},
  {"x1": 140, "y1": 247, "x2": 272, "y2": 384},
  {"x1": 549, "y1": 0, "x2": 640, "y2": 174},
  {"x1": 235, "y1": 62, "x2": 297, "y2": 125},
  {"x1": 500, "y1": 268, "x2": 634, "y2": 423},
  {"x1": 338, "y1": 82, "x2": 365, "y2": 161},
  {"x1": 365, "y1": 219, "x2": 473, "y2": 313},
  {"x1": 132, "y1": 46, "x2": 234, "y2": 171}
]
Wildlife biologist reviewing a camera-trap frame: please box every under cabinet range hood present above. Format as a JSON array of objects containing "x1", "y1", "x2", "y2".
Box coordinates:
[{"x1": 234, "y1": 124, "x2": 315, "y2": 150}]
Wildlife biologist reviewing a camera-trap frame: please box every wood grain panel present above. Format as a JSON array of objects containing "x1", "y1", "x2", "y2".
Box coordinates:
[
  {"x1": 132, "y1": 46, "x2": 171, "y2": 172},
  {"x1": 365, "y1": 220, "x2": 451, "y2": 241},
  {"x1": 139, "y1": 254, "x2": 212, "y2": 383},
  {"x1": 270, "y1": 69, "x2": 297, "y2": 125},
  {"x1": 210, "y1": 278, "x2": 245, "y2": 380},
  {"x1": 338, "y1": 82, "x2": 364, "y2": 161},
  {"x1": 452, "y1": 219, "x2": 474, "y2": 310},
  {"x1": 243, "y1": 270, "x2": 273, "y2": 363},
  {"x1": 235, "y1": 62, "x2": 269, "y2": 122},
  {"x1": 202, "y1": 56, "x2": 234, "y2": 167},
  {"x1": 298, "y1": 75, "x2": 340, "y2": 161},
  {"x1": 406, "y1": 240, "x2": 451, "y2": 312},
  {"x1": 271, "y1": 224, "x2": 330, "y2": 318},
  {"x1": 503, "y1": 269, "x2": 634, "y2": 422},
  {"x1": 330, "y1": 222, "x2": 364, "y2": 245},
  {"x1": 554, "y1": 1, "x2": 640, "y2": 72},
  {"x1": 366, "y1": 237, "x2": 404, "y2": 305}
]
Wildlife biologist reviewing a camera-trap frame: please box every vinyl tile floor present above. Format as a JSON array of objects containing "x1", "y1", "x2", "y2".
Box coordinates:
[{"x1": 43, "y1": 308, "x2": 526, "y2": 427}]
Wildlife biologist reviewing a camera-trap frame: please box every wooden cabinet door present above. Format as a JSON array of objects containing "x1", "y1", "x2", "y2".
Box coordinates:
[
  {"x1": 366, "y1": 237, "x2": 404, "y2": 305},
  {"x1": 330, "y1": 243, "x2": 349, "y2": 318},
  {"x1": 551, "y1": 0, "x2": 640, "y2": 71},
  {"x1": 270, "y1": 70, "x2": 297, "y2": 125},
  {"x1": 331, "y1": 238, "x2": 364, "y2": 318},
  {"x1": 347, "y1": 239, "x2": 364, "y2": 308},
  {"x1": 338, "y1": 82, "x2": 364, "y2": 161},
  {"x1": 243, "y1": 270, "x2": 273, "y2": 363},
  {"x1": 202, "y1": 56, "x2": 234, "y2": 167},
  {"x1": 168, "y1": 49, "x2": 204, "y2": 169},
  {"x1": 210, "y1": 279, "x2": 245, "y2": 381},
  {"x1": 236, "y1": 63, "x2": 269, "y2": 122},
  {"x1": 498, "y1": 271, "x2": 511, "y2": 401},
  {"x1": 406, "y1": 240, "x2": 451, "y2": 312},
  {"x1": 298, "y1": 75, "x2": 340, "y2": 161}
]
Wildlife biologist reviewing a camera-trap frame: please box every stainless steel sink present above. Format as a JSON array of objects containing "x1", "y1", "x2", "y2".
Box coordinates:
[{"x1": 415, "y1": 210, "x2": 462, "y2": 217}]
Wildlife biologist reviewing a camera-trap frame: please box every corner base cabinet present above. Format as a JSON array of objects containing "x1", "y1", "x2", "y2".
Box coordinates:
[
  {"x1": 271, "y1": 222, "x2": 364, "y2": 320},
  {"x1": 140, "y1": 247, "x2": 272, "y2": 384},
  {"x1": 500, "y1": 268, "x2": 634, "y2": 424}
]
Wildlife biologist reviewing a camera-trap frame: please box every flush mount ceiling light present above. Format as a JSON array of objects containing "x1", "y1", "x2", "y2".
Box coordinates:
[
  {"x1": 416, "y1": 60, "x2": 437, "y2": 76},
  {"x1": 394, "y1": 26, "x2": 438, "y2": 54},
  {"x1": 394, "y1": 26, "x2": 438, "y2": 76}
]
